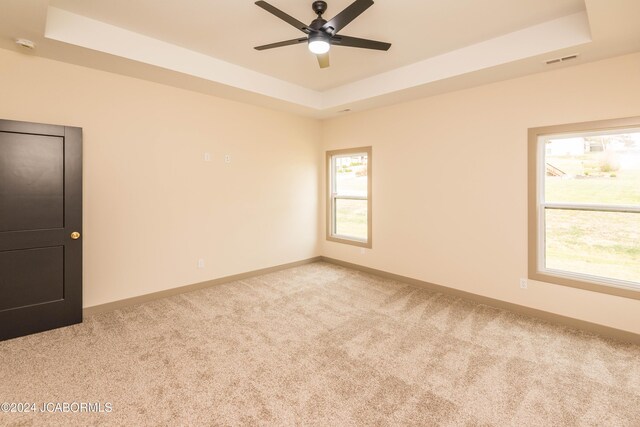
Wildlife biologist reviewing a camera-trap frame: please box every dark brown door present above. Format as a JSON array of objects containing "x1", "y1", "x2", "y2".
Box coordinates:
[{"x1": 0, "y1": 119, "x2": 82, "y2": 341}]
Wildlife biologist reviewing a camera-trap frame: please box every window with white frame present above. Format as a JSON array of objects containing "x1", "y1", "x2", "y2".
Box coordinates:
[
  {"x1": 529, "y1": 118, "x2": 640, "y2": 298},
  {"x1": 326, "y1": 147, "x2": 371, "y2": 248}
]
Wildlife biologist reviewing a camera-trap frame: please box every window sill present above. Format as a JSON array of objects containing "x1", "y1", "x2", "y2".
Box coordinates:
[
  {"x1": 326, "y1": 235, "x2": 372, "y2": 249},
  {"x1": 529, "y1": 269, "x2": 640, "y2": 300}
]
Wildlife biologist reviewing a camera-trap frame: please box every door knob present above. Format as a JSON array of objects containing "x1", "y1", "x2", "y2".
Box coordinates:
[{"x1": 70, "y1": 232, "x2": 81, "y2": 240}]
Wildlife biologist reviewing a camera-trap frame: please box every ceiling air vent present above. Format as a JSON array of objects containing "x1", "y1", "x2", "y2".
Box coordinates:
[{"x1": 545, "y1": 54, "x2": 579, "y2": 65}]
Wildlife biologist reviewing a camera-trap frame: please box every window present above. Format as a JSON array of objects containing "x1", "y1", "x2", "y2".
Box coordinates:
[
  {"x1": 326, "y1": 147, "x2": 372, "y2": 248},
  {"x1": 528, "y1": 117, "x2": 640, "y2": 299}
]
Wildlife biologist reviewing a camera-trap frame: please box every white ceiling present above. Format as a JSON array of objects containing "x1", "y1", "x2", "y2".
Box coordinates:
[
  {"x1": 47, "y1": 0, "x2": 585, "y2": 91},
  {"x1": 0, "y1": 0, "x2": 639, "y2": 118}
]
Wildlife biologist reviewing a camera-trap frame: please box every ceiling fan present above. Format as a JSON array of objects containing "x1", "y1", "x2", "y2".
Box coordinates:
[{"x1": 254, "y1": 0, "x2": 391, "y2": 69}]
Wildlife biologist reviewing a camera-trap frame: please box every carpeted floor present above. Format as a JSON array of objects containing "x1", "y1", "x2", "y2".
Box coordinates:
[{"x1": 1, "y1": 262, "x2": 639, "y2": 426}]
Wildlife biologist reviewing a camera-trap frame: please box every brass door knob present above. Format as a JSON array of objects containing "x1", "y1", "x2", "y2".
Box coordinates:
[{"x1": 70, "y1": 232, "x2": 81, "y2": 240}]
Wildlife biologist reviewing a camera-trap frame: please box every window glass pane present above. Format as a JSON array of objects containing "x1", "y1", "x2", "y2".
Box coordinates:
[
  {"x1": 335, "y1": 154, "x2": 368, "y2": 197},
  {"x1": 545, "y1": 209, "x2": 640, "y2": 284},
  {"x1": 544, "y1": 131, "x2": 640, "y2": 205},
  {"x1": 335, "y1": 198, "x2": 367, "y2": 240}
]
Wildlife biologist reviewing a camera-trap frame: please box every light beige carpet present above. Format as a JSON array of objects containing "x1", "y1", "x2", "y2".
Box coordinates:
[{"x1": 1, "y1": 262, "x2": 639, "y2": 426}]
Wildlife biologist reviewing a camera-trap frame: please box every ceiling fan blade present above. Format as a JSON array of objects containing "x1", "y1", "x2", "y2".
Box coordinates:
[
  {"x1": 331, "y1": 35, "x2": 391, "y2": 51},
  {"x1": 255, "y1": 38, "x2": 308, "y2": 51},
  {"x1": 322, "y1": 0, "x2": 374, "y2": 34},
  {"x1": 255, "y1": 1, "x2": 311, "y2": 34},
  {"x1": 317, "y1": 52, "x2": 330, "y2": 68}
]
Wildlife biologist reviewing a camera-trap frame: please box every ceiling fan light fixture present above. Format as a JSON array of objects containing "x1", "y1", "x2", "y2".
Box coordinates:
[
  {"x1": 308, "y1": 31, "x2": 331, "y2": 54},
  {"x1": 308, "y1": 39, "x2": 330, "y2": 54}
]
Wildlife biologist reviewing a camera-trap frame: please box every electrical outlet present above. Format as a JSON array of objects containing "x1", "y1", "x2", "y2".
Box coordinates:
[
  {"x1": 224, "y1": 154, "x2": 231, "y2": 164},
  {"x1": 360, "y1": 248, "x2": 365, "y2": 255},
  {"x1": 198, "y1": 259, "x2": 205, "y2": 269},
  {"x1": 519, "y1": 278, "x2": 528, "y2": 289},
  {"x1": 204, "y1": 152, "x2": 211, "y2": 162}
]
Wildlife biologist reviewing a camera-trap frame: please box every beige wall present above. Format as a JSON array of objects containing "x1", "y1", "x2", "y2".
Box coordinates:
[
  {"x1": 2, "y1": 46, "x2": 639, "y2": 334},
  {"x1": 0, "y1": 48, "x2": 321, "y2": 308},
  {"x1": 321, "y1": 52, "x2": 640, "y2": 335}
]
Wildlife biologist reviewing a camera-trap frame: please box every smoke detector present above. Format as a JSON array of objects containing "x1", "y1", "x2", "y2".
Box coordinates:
[{"x1": 15, "y1": 39, "x2": 36, "y2": 50}]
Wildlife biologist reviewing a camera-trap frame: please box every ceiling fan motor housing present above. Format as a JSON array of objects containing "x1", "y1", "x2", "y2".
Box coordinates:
[{"x1": 310, "y1": 17, "x2": 328, "y2": 31}]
